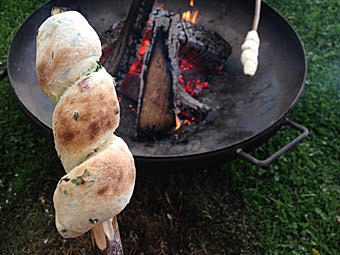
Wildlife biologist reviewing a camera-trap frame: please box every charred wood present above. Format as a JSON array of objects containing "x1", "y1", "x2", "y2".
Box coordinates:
[
  {"x1": 178, "y1": 20, "x2": 232, "y2": 73},
  {"x1": 103, "y1": 0, "x2": 155, "y2": 83},
  {"x1": 100, "y1": 20, "x2": 125, "y2": 50},
  {"x1": 119, "y1": 71, "x2": 141, "y2": 102},
  {"x1": 150, "y1": 7, "x2": 232, "y2": 74}
]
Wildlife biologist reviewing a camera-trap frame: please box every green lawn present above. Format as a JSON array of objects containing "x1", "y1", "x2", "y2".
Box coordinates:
[{"x1": 0, "y1": 0, "x2": 339, "y2": 254}]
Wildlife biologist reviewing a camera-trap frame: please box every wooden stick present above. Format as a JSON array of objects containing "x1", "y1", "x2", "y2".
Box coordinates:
[
  {"x1": 90, "y1": 217, "x2": 124, "y2": 255},
  {"x1": 252, "y1": 0, "x2": 261, "y2": 31}
]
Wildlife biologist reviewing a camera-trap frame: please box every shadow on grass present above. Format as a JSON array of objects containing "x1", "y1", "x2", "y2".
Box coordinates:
[
  {"x1": 120, "y1": 167, "x2": 260, "y2": 255},
  {"x1": 1, "y1": 163, "x2": 260, "y2": 254}
]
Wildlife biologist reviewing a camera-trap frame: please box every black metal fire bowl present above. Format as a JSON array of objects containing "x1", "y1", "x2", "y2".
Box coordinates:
[{"x1": 7, "y1": 0, "x2": 308, "y2": 171}]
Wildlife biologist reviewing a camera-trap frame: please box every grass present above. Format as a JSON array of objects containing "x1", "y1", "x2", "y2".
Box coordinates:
[{"x1": 0, "y1": 0, "x2": 339, "y2": 254}]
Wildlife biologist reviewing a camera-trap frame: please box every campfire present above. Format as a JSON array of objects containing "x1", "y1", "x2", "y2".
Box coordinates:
[{"x1": 100, "y1": 0, "x2": 232, "y2": 138}]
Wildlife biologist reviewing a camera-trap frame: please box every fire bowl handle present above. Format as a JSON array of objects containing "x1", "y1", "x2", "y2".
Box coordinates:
[
  {"x1": 236, "y1": 118, "x2": 309, "y2": 167},
  {"x1": 0, "y1": 69, "x2": 7, "y2": 82}
]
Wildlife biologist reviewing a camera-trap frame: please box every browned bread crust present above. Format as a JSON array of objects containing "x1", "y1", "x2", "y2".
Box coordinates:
[{"x1": 53, "y1": 68, "x2": 120, "y2": 172}]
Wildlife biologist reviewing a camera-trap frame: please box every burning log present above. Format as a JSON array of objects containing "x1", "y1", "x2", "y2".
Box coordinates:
[
  {"x1": 136, "y1": 14, "x2": 176, "y2": 137},
  {"x1": 104, "y1": 0, "x2": 155, "y2": 83},
  {"x1": 135, "y1": 8, "x2": 216, "y2": 137}
]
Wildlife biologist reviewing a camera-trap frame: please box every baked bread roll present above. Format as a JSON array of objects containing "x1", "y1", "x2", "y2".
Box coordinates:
[
  {"x1": 36, "y1": 11, "x2": 135, "y2": 239},
  {"x1": 36, "y1": 11, "x2": 102, "y2": 104}
]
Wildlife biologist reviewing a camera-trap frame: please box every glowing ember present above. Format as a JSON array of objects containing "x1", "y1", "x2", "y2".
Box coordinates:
[
  {"x1": 190, "y1": 0, "x2": 194, "y2": 7},
  {"x1": 127, "y1": 24, "x2": 152, "y2": 74},
  {"x1": 183, "y1": 119, "x2": 191, "y2": 125},
  {"x1": 128, "y1": 104, "x2": 136, "y2": 112},
  {"x1": 176, "y1": 54, "x2": 210, "y2": 127},
  {"x1": 155, "y1": 3, "x2": 164, "y2": 8},
  {"x1": 180, "y1": 76, "x2": 210, "y2": 97},
  {"x1": 179, "y1": 58, "x2": 210, "y2": 97},
  {"x1": 138, "y1": 26, "x2": 152, "y2": 56},
  {"x1": 122, "y1": 24, "x2": 152, "y2": 78}
]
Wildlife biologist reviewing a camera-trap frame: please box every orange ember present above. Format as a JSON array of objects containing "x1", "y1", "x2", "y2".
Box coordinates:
[
  {"x1": 128, "y1": 104, "x2": 136, "y2": 112},
  {"x1": 179, "y1": 58, "x2": 210, "y2": 97},
  {"x1": 123, "y1": 24, "x2": 152, "y2": 76},
  {"x1": 138, "y1": 26, "x2": 152, "y2": 55},
  {"x1": 176, "y1": 56, "x2": 210, "y2": 128},
  {"x1": 183, "y1": 119, "x2": 191, "y2": 125},
  {"x1": 190, "y1": 0, "x2": 194, "y2": 7},
  {"x1": 155, "y1": 3, "x2": 164, "y2": 8},
  {"x1": 179, "y1": 74, "x2": 209, "y2": 97}
]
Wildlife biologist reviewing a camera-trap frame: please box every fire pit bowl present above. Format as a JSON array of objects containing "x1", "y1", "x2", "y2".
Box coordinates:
[{"x1": 7, "y1": 0, "x2": 308, "y2": 171}]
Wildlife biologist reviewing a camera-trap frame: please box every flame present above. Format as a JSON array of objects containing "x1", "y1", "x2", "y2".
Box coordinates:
[
  {"x1": 182, "y1": 11, "x2": 189, "y2": 21},
  {"x1": 182, "y1": 10, "x2": 199, "y2": 24},
  {"x1": 182, "y1": 0, "x2": 199, "y2": 24},
  {"x1": 174, "y1": 115, "x2": 181, "y2": 131}
]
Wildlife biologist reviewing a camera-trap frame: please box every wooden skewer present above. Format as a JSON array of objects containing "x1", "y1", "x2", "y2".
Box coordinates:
[
  {"x1": 252, "y1": 0, "x2": 262, "y2": 31},
  {"x1": 90, "y1": 217, "x2": 124, "y2": 255}
]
